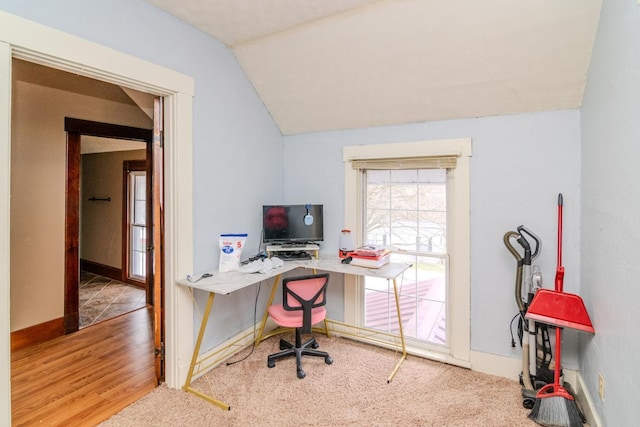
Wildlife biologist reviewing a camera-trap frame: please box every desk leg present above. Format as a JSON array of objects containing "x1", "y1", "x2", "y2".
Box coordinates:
[
  {"x1": 322, "y1": 318, "x2": 332, "y2": 338},
  {"x1": 254, "y1": 274, "x2": 281, "y2": 346},
  {"x1": 387, "y1": 278, "x2": 407, "y2": 383},
  {"x1": 183, "y1": 291, "x2": 231, "y2": 411}
]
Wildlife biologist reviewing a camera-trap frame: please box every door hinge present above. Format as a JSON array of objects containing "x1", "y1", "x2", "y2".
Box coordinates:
[
  {"x1": 155, "y1": 342, "x2": 165, "y2": 360},
  {"x1": 154, "y1": 133, "x2": 164, "y2": 148}
]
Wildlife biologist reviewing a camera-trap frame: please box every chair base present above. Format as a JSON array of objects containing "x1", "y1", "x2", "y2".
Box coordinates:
[{"x1": 267, "y1": 330, "x2": 333, "y2": 379}]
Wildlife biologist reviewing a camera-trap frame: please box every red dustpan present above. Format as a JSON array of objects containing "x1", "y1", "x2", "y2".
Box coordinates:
[
  {"x1": 526, "y1": 288, "x2": 595, "y2": 333},
  {"x1": 525, "y1": 194, "x2": 595, "y2": 334}
]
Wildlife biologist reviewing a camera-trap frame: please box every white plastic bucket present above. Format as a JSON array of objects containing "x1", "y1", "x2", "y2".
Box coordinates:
[{"x1": 219, "y1": 233, "x2": 247, "y2": 272}]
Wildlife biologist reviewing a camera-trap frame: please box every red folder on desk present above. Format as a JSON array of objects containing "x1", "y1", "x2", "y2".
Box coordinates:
[{"x1": 351, "y1": 245, "x2": 388, "y2": 257}]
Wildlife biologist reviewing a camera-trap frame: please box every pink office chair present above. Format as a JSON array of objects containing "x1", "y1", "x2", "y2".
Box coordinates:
[{"x1": 267, "y1": 273, "x2": 333, "y2": 379}]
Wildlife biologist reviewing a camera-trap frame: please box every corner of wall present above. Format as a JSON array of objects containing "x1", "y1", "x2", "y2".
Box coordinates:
[{"x1": 470, "y1": 349, "x2": 523, "y2": 381}]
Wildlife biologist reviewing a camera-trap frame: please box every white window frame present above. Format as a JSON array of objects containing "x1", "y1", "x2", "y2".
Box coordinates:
[
  {"x1": 343, "y1": 138, "x2": 472, "y2": 366},
  {"x1": 128, "y1": 170, "x2": 147, "y2": 281}
]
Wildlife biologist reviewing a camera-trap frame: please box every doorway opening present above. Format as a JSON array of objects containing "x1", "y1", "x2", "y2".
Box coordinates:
[
  {"x1": 78, "y1": 153, "x2": 149, "y2": 329},
  {"x1": 3, "y1": 19, "x2": 195, "y2": 398},
  {"x1": 65, "y1": 118, "x2": 154, "y2": 334}
]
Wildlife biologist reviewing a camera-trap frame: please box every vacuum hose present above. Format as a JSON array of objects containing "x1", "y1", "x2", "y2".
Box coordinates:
[
  {"x1": 503, "y1": 231, "x2": 534, "y2": 391},
  {"x1": 503, "y1": 232, "x2": 525, "y2": 313}
]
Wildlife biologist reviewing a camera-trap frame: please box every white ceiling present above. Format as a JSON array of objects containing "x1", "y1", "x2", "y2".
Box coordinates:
[{"x1": 146, "y1": 0, "x2": 602, "y2": 135}]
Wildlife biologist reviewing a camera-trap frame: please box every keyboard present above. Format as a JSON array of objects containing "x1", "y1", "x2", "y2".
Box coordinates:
[{"x1": 277, "y1": 251, "x2": 312, "y2": 261}]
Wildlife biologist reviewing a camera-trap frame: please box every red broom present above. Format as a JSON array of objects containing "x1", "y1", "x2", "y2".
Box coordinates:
[{"x1": 527, "y1": 194, "x2": 585, "y2": 427}]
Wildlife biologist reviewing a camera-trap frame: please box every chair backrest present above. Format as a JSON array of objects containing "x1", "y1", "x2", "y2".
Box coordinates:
[{"x1": 282, "y1": 273, "x2": 330, "y2": 334}]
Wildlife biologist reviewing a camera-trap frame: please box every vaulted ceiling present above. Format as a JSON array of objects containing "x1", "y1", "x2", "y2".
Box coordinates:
[{"x1": 145, "y1": 0, "x2": 602, "y2": 135}]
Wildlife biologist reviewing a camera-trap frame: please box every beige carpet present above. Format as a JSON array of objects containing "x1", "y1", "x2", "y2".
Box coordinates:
[{"x1": 100, "y1": 334, "x2": 538, "y2": 426}]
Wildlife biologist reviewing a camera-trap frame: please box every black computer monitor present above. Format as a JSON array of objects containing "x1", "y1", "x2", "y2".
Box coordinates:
[{"x1": 262, "y1": 204, "x2": 324, "y2": 244}]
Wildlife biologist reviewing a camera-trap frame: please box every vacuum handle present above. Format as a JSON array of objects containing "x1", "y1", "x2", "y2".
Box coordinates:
[
  {"x1": 517, "y1": 225, "x2": 541, "y2": 261},
  {"x1": 515, "y1": 233, "x2": 532, "y2": 265}
]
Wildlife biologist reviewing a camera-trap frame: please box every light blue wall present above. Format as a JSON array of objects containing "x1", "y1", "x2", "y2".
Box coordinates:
[
  {"x1": 284, "y1": 109, "x2": 584, "y2": 367},
  {"x1": 581, "y1": 0, "x2": 640, "y2": 425},
  {"x1": 7, "y1": 6, "x2": 637, "y2": 424},
  {"x1": 0, "y1": 0, "x2": 284, "y2": 347}
]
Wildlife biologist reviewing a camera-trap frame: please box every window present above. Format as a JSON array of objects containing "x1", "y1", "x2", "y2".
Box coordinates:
[
  {"x1": 343, "y1": 139, "x2": 471, "y2": 365},
  {"x1": 123, "y1": 160, "x2": 147, "y2": 282},
  {"x1": 363, "y1": 168, "x2": 448, "y2": 345},
  {"x1": 127, "y1": 170, "x2": 147, "y2": 280}
]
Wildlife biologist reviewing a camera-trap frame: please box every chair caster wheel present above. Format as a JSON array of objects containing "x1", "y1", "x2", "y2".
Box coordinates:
[
  {"x1": 297, "y1": 369, "x2": 306, "y2": 379},
  {"x1": 325, "y1": 356, "x2": 333, "y2": 365},
  {"x1": 311, "y1": 341, "x2": 319, "y2": 349},
  {"x1": 267, "y1": 360, "x2": 275, "y2": 368},
  {"x1": 279, "y1": 339, "x2": 288, "y2": 350}
]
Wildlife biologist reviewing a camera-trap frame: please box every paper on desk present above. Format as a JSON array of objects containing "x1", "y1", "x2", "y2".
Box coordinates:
[{"x1": 237, "y1": 257, "x2": 284, "y2": 274}]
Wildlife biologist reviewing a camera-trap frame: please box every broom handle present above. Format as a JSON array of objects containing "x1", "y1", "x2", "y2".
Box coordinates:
[
  {"x1": 554, "y1": 327, "x2": 562, "y2": 386},
  {"x1": 555, "y1": 194, "x2": 564, "y2": 293},
  {"x1": 555, "y1": 194, "x2": 564, "y2": 386}
]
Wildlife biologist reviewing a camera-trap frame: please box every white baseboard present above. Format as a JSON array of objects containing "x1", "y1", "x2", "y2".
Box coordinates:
[
  {"x1": 181, "y1": 323, "x2": 263, "y2": 384},
  {"x1": 574, "y1": 373, "x2": 602, "y2": 427},
  {"x1": 188, "y1": 332, "x2": 529, "y2": 383},
  {"x1": 470, "y1": 349, "x2": 524, "y2": 381}
]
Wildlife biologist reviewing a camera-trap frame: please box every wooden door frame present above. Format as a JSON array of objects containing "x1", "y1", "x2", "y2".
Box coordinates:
[
  {"x1": 151, "y1": 97, "x2": 165, "y2": 382},
  {"x1": 64, "y1": 118, "x2": 153, "y2": 333}
]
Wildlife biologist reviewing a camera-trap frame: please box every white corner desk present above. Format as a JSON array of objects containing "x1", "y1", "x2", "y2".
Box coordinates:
[{"x1": 177, "y1": 256, "x2": 411, "y2": 410}]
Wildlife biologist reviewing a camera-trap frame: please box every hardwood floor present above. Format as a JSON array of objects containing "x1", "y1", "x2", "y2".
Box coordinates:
[{"x1": 11, "y1": 307, "x2": 157, "y2": 426}]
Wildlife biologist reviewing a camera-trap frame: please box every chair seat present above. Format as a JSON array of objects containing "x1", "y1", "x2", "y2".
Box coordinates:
[{"x1": 268, "y1": 304, "x2": 326, "y2": 329}]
